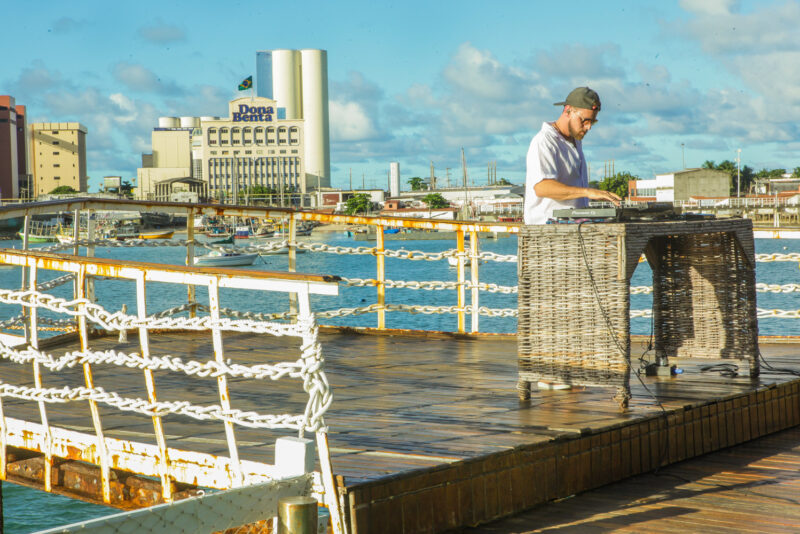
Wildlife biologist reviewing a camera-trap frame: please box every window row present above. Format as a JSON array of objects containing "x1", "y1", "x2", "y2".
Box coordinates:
[{"x1": 206, "y1": 126, "x2": 300, "y2": 147}]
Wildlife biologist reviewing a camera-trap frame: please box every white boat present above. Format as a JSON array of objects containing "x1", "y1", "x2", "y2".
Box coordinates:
[
  {"x1": 447, "y1": 256, "x2": 473, "y2": 267},
  {"x1": 193, "y1": 251, "x2": 259, "y2": 267}
]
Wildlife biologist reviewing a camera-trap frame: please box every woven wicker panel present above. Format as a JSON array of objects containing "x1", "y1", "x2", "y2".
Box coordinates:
[
  {"x1": 517, "y1": 218, "x2": 759, "y2": 402},
  {"x1": 518, "y1": 224, "x2": 631, "y2": 389},
  {"x1": 651, "y1": 231, "x2": 759, "y2": 359}
]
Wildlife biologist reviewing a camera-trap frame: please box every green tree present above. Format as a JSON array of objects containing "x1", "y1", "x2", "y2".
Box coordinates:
[
  {"x1": 344, "y1": 193, "x2": 372, "y2": 215},
  {"x1": 793, "y1": 167, "x2": 800, "y2": 177},
  {"x1": 598, "y1": 172, "x2": 634, "y2": 199},
  {"x1": 421, "y1": 193, "x2": 449, "y2": 209},
  {"x1": 497, "y1": 178, "x2": 512, "y2": 185},
  {"x1": 120, "y1": 180, "x2": 134, "y2": 198},
  {"x1": 407, "y1": 177, "x2": 424, "y2": 191},
  {"x1": 49, "y1": 185, "x2": 78, "y2": 195}
]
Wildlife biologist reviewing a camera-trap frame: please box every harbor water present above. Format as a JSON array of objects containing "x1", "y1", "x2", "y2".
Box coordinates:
[{"x1": 2, "y1": 233, "x2": 799, "y2": 532}]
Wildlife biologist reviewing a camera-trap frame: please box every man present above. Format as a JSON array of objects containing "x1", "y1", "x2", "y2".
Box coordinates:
[{"x1": 523, "y1": 87, "x2": 621, "y2": 225}]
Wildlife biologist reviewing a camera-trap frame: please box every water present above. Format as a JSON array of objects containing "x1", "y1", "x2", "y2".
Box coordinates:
[{"x1": 2, "y1": 233, "x2": 800, "y2": 532}]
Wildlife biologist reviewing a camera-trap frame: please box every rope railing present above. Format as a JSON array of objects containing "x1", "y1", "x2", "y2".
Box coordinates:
[{"x1": 0, "y1": 248, "x2": 341, "y2": 518}]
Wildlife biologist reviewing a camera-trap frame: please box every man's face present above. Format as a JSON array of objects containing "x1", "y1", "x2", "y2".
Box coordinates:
[{"x1": 566, "y1": 106, "x2": 599, "y2": 140}]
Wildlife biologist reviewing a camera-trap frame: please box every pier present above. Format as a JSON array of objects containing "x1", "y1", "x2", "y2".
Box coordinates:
[
  {"x1": 2, "y1": 331, "x2": 799, "y2": 532},
  {"x1": 0, "y1": 198, "x2": 799, "y2": 533}
]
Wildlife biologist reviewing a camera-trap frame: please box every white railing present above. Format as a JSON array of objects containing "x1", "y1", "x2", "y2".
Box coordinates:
[{"x1": 0, "y1": 247, "x2": 345, "y2": 532}]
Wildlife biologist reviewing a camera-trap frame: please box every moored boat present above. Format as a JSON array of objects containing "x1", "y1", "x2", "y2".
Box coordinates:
[
  {"x1": 192, "y1": 251, "x2": 259, "y2": 267},
  {"x1": 139, "y1": 229, "x2": 174, "y2": 240}
]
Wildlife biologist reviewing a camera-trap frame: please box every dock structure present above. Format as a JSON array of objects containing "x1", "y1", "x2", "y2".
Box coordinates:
[
  {"x1": 2, "y1": 331, "x2": 799, "y2": 533},
  {"x1": 1, "y1": 198, "x2": 800, "y2": 533}
]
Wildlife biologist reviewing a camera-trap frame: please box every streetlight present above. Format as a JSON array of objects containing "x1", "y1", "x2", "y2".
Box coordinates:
[{"x1": 736, "y1": 148, "x2": 742, "y2": 198}]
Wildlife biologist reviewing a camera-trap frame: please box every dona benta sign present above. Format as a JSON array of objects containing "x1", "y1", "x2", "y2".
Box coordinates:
[{"x1": 232, "y1": 104, "x2": 274, "y2": 122}]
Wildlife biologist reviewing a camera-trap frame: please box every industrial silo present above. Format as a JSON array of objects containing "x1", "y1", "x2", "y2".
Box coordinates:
[
  {"x1": 271, "y1": 49, "x2": 302, "y2": 119},
  {"x1": 300, "y1": 49, "x2": 331, "y2": 188},
  {"x1": 158, "y1": 117, "x2": 180, "y2": 128}
]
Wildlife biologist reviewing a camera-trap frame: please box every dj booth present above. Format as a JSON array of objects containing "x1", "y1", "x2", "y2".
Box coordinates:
[{"x1": 517, "y1": 207, "x2": 759, "y2": 409}]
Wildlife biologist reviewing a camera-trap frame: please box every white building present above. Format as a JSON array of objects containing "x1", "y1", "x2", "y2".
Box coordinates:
[{"x1": 201, "y1": 96, "x2": 305, "y2": 200}]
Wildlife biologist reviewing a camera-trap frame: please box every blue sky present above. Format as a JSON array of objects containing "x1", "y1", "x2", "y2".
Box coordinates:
[{"x1": 3, "y1": 0, "x2": 799, "y2": 191}]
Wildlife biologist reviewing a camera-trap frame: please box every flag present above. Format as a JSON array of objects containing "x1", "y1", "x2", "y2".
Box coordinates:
[{"x1": 238, "y1": 76, "x2": 252, "y2": 91}]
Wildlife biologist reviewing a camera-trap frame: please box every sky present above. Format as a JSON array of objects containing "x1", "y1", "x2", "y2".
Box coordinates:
[{"x1": 3, "y1": 0, "x2": 800, "y2": 192}]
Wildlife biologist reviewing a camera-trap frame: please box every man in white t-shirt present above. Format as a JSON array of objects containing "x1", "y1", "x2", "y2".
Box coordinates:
[{"x1": 523, "y1": 87, "x2": 621, "y2": 225}]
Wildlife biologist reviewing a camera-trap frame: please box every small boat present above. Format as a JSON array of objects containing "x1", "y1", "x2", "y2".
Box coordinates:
[
  {"x1": 447, "y1": 256, "x2": 473, "y2": 267},
  {"x1": 139, "y1": 229, "x2": 174, "y2": 240},
  {"x1": 193, "y1": 251, "x2": 259, "y2": 267}
]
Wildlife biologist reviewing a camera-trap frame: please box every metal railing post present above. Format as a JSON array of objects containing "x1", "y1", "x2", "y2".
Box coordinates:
[
  {"x1": 186, "y1": 207, "x2": 197, "y2": 318},
  {"x1": 289, "y1": 213, "x2": 298, "y2": 318},
  {"x1": 457, "y1": 229, "x2": 466, "y2": 333},
  {"x1": 470, "y1": 228, "x2": 479, "y2": 333},
  {"x1": 376, "y1": 225, "x2": 386, "y2": 330}
]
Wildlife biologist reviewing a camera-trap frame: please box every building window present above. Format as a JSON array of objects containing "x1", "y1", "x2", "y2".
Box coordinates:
[
  {"x1": 53, "y1": 151, "x2": 59, "y2": 155},
  {"x1": 54, "y1": 176, "x2": 60, "y2": 180},
  {"x1": 278, "y1": 127, "x2": 287, "y2": 145},
  {"x1": 52, "y1": 131, "x2": 59, "y2": 134},
  {"x1": 267, "y1": 127, "x2": 276, "y2": 145},
  {"x1": 53, "y1": 141, "x2": 59, "y2": 145},
  {"x1": 243, "y1": 126, "x2": 252, "y2": 145},
  {"x1": 289, "y1": 127, "x2": 300, "y2": 145},
  {"x1": 254, "y1": 126, "x2": 264, "y2": 145},
  {"x1": 219, "y1": 127, "x2": 229, "y2": 145},
  {"x1": 232, "y1": 127, "x2": 241, "y2": 145},
  {"x1": 54, "y1": 164, "x2": 60, "y2": 168}
]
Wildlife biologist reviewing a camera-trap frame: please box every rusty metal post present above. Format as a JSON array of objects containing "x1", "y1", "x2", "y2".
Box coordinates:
[
  {"x1": 278, "y1": 496, "x2": 318, "y2": 534},
  {"x1": 456, "y1": 229, "x2": 466, "y2": 333},
  {"x1": 289, "y1": 213, "x2": 298, "y2": 318},
  {"x1": 136, "y1": 274, "x2": 173, "y2": 502},
  {"x1": 186, "y1": 208, "x2": 196, "y2": 318},
  {"x1": 376, "y1": 225, "x2": 386, "y2": 330},
  {"x1": 470, "y1": 228, "x2": 479, "y2": 333}
]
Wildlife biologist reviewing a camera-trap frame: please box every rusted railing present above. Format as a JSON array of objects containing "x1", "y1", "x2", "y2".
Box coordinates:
[{"x1": 0, "y1": 241, "x2": 345, "y2": 531}]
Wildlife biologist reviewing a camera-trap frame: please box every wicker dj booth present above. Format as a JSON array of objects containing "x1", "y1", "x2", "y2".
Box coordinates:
[{"x1": 517, "y1": 217, "x2": 759, "y2": 409}]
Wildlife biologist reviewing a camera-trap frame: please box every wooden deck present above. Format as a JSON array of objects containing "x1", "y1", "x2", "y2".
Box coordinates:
[
  {"x1": 1, "y1": 331, "x2": 800, "y2": 533},
  {"x1": 465, "y1": 424, "x2": 800, "y2": 533}
]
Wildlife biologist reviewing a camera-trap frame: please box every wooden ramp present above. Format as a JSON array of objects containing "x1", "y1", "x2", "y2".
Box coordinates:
[{"x1": 1, "y1": 331, "x2": 799, "y2": 533}]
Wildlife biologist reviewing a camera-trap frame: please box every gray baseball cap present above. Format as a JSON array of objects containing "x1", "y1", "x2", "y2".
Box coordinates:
[{"x1": 554, "y1": 87, "x2": 601, "y2": 111}]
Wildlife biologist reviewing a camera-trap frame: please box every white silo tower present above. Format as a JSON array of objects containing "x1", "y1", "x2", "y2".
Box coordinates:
[
  {"x1": 390, "y1": 162, "x2": 401, "y2": 197},
  {"x1": 271, "y1": 49, "x2": 302, "y2": 119},
  {"x1": 300, "y1": 49, "x2": 331, "y2": 188}
]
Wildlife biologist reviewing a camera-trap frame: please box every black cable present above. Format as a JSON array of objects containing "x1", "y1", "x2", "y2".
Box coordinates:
[
  {"x1": 576, "y1": 223, "x2": 671, "y2": 472},
  {"x1": 699, "y1": 363, "x2": 739, "y2": 378},
  {"x1": 757, "y1": 349, "x2": 800, "y2": 377}
]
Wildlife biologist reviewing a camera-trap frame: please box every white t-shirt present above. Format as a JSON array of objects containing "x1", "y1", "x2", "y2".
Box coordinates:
[{"x1": 523, "y1": 122, "x2": 589, "y2": 225}]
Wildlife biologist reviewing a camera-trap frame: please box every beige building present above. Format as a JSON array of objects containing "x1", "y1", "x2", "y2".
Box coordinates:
[
  {"x1": 137, "y1": 96, "x2": 307, "y2": 202},
  {"x1": 30, "y1": 122, "x2": 87, "y2": 195},
  {"x1": 201, "y1": 96, "x2": 305, "y2": 200},
  {"x1": 137, "y1": 119, "x2": 203, "y2": 200}
]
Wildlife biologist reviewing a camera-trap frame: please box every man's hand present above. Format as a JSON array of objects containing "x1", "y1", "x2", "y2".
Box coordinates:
[{"x1": 585, "y1": 188, "x2": 622, "y2": 206}]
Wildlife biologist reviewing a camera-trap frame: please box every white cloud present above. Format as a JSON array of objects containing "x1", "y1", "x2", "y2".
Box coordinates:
[
  {"x1": 112, "y1": 62, "x2": 182, "y2": 95},
  {"x1": 678, "y1": 0, "x2": 740, "y2": 16},
  {"x1": 330, "y1": 100, "x2": 378, "y2": 141}
]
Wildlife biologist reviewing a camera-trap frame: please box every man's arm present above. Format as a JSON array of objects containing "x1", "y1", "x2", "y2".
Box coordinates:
[{"x1": 534, "y1": 179, "x2": 622, "y2": 205}]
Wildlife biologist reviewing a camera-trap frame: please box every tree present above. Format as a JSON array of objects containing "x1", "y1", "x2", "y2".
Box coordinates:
[
  {"x1": 421, "y1": 193, "x2": 449, "y2": 209},
  {"x1": 598, "y1": 172, "x2": 634, "y2": 199},
  {"x1": 407, "y1": 177, "x2": 424, "y2": 191},
  {"x1": 344, "y1": 193, "x2": 372, "y2": 215},
  {"x1": 120, "y1": 180, "x2": 134, "y2": 198},
  {"x1": 793, "y1": 167, "x2": 800, "y2": 178},
  {"x1": 49, "y1": 185, "x2": 78, "y2": 195},
  {"x1": 497, "y1": 178, "x2": 512, "y2": 185}
]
